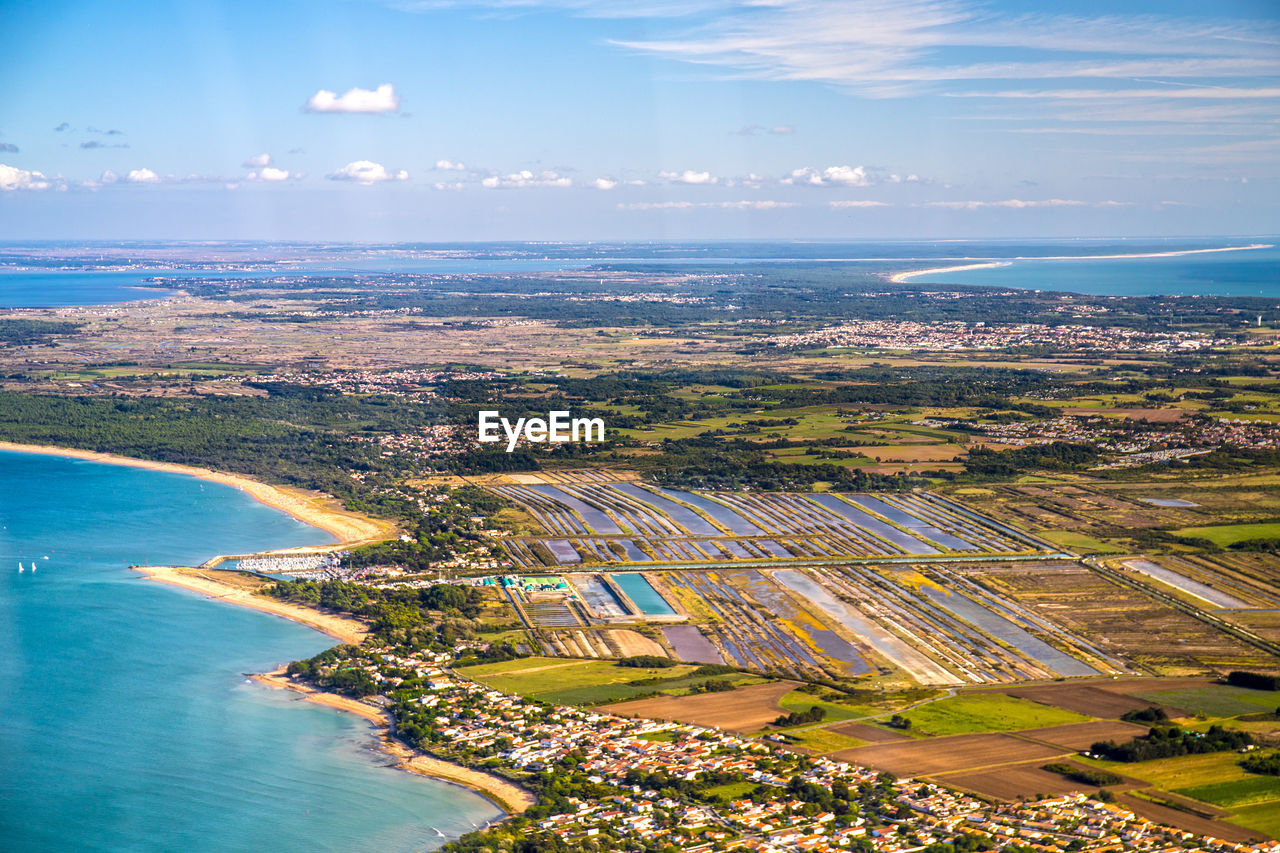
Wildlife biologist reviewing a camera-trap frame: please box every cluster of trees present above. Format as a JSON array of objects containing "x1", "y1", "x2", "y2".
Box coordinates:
[
  {"x1": 1242, "y1": 752, "x2": 1280, "y2": 776},
  {"x1": 1228, "y1": 671, "x2": 1280, "y2": 691},
  {"x1": 1091, "y1": 725, "x2": 1253, "y2": 762},
  {"x1": 1040, "y1": 763, "x2": 1122, "y2": 787},
  {"x1": 618, "y1": 655, "x2": 678, "y2": 669},
  {"x1": 963, "y1": 442, "x2": 1099, "y2": 478},
  {"x1": 0, "y1": 318, "x2": 81, "y2": 346},
  {"x1": 1121, "y1": 706, "x2": 1169, "y2": 724},
  {"x1": 266, "y1": 579, "x2": 484, "y2": 636},
  {"x1": 773, "y1": 706, "x2": 826, "y2": 727}
]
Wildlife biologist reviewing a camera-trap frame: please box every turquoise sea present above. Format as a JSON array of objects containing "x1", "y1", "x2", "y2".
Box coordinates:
[
  {"x1": 3, "y1": 241, "x2": 1277, "y2": 307},
  {"x1": 906, "y1": 246, "x2": 1280, "y2": 297},
  {"x1": 0, "y1": 450, "x2": 501, "y2": 852}
]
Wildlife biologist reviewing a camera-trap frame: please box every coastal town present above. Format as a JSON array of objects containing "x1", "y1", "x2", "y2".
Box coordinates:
[
  {"x1": 287, "y1": 640, "x2": 1280, "y2": 853},
  {"x1": 764, "y1": 320, "x2": 1230, "y2": 354}
]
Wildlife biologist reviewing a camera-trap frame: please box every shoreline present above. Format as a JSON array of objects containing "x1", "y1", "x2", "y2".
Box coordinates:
[
  {"x1": 888, "y1": 242, "x2": 1273, "y2": 283},
  {"x1": 252, "y1": 669, "x2": 535, "y2": 816},
  {"x1": 133, "y1": 565, "x2": 370, "y2": 645},
  {"x1": 0, "y1": 441, "x2": 396, "y2": 546},
  {"x1": 0, "y1": 440, "x2": 531, "y2": 822}
]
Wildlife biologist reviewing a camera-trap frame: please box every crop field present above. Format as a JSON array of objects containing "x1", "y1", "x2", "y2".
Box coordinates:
[
  {"x1": 885, "y1": 693, "x2": 1089, "y2": 736},
  {"x1": 488, "y1": 475, "x2": 1043, "y2": 568},
  {"x1": 1177, "y1": 776, "x2": 1280, "y2": 809},
  {"x1": 457, "y1": 655, "x2": 761, "y2": 706},
  {"x1": 1015, "y1": 720, "x2": 1149, "y2": 751},
  {"x1": 603, "y1": 680, "x2": 800, "y2": 732},
  {"x1": 833, "y1": 732, "x2": 1064, "y2": 777},
  {"x1": 1002, "y1": 682, "x2": 1189, "y2": 718},
  {"x1": 828, "y1": 722, "x2": 911, "y2": 744},
  {"x1": 938, "y1": 763, "x2": 1110, "y2": 800},
  {"x1": 1129, "y1": 685, "x2": 1280, "y2": 719}
]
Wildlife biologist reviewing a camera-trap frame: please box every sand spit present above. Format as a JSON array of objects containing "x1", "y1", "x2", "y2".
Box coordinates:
[
  {"x1": 135, "y1": 565, "x2": 369, "y2": 645},
  {"x1": 888, "y1": 243, "x2": 1273, "y2": 284}
]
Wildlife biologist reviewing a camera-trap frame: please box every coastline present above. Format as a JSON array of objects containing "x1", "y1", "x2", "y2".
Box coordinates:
[
  {"x1": 890, "y1": 261, "x2": 1006, "y2": 283},
  {"x1": 133, "y1": 565, "x2": 370, "y2": 645},
  {"x1": 888, "y1": 242, "x2": 1274, "y2": 284},
  {"x1": 2, "y1": 439, "x2": 528, "y2": 824},
  {"x1": 0, "y1": 440, "x2": 397, "y2": 546},
  {"x1": 253, "y1": 669, "x2": 535, "y2": 816}
]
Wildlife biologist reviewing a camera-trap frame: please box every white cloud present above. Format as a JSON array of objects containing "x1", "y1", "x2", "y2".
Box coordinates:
[
  {"x1": 435, "y1": 159, "x2": 467, "y2": 171},
  {"x1": 618, "y1": 200, "x2": 796, "y2": 210},
  {"x1": 0, "y1": 164, "x2": 52, "y2": 191},
  {"x1": 327, "y1": 160, "x2": 409, "y2": 185},
  {"x1": 658, "y1": 169, "x2": 717, "y2": 185},
  {"x1": 100, "y1": 170, "x2": 119, "y2": 184},
  {"x1": 784, "y1": 165, "x2": 870, "y2": 187},
  {"x1": 921, "y1": 198, "x2": 1127, "y2": 210},
  {"x1": 591, "y1": 177, "x2": 618, "y2": 190},
  {"x1": 433, "y1": 181, "x2": 466, "y2": 191},
  {"x1": 735, "y1": 124, "x2": 796, "y2": 136},
  {"x1": 243, "y1": 153, "x2": 271, "y2": 168},
  {"x1": 125, "y1": 168, "x2": 162, "y2": 184},
  {"x1": 481, "y1": 169, "x2": 573, "y2": 188},
  {"x1": 249, "y1": 167, "x2": 293, "y2": 182},
  {"x1": 305, "y1": 83, "x2": 400, "y2": 114},
  {"x1": 829, "y1": 200, "x2": 890, "y2": 208},
  {"x1": 606, "y1": 0, "x2": 1280, "y2": 115}
]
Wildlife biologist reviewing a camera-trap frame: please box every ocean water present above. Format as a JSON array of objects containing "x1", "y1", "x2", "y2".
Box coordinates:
[
  {"x1": 0, "y1": 271, "x2": 182, "y2": 307},
  {"x1": 907, "y1": 246, "x2": 1280, "y2": 297},
  {"x1": 3, "y1": 241, "x2": 1276, "y2": 307},
  {"x1": 0, "y1": 450, "x2": 501, "y2": 852}
]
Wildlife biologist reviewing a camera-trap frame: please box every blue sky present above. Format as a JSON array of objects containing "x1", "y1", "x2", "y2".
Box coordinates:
[{"x1": 0, "y1": 0, "x2": 1277, "y2": 240}]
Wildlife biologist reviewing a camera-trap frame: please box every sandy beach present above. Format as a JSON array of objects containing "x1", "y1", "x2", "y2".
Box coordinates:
[
  {"x1": 135, "y1": 565, "x2": 370, "y2": 645},
  {"x1": 254, "y1": 669, "x2": 535, "y2": 814},
  {"x1": 890, "y1": 262, "x2": 1006, "y2": 283},
  {"x1": 888, "y1": 243, "x2": 1272, "y2": 284},
  {"x1": 0, "y1": 441, "x2": 397, "y2": 547}
]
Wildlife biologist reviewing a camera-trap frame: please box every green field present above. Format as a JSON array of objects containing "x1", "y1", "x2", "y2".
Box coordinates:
[
  {"x1": 1088, "y1": 751, "x2": 1247, "y2": 791},
  {"x1": 1040, "y1": 530, "x2": 1125, "y2": 554},
  {"x1": 456, "y1": 656, "x2": 762, "y2": 705},
  {"x1": 776, "y1": 691, "x2": 881, "y2": 724},
  {"x1": 1176, "y1": 775, "x2": 1280, "y2": 808},
  {"x1": 785, "y1": 728, "x2": 867, "y2": 754},
  {"x1": 1229, "y1": 800, "x2": 1280, "y2": 840},
  {"x1": 887, "y1": 693, "x2": 1090, "y2": 736},
  {"x1": 1132, "y1": 686, "x2": 1280, "y2": 719},
  {"x1": 702, "y1": 781, "x2": 758, "y2": 801},
  {"x1": 1172, "y1": 522, "x2": 1280, "y2": 548}
]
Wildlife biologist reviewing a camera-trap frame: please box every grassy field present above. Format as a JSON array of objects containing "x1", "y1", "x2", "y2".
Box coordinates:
[
  {"x1": 702, "y1": 781, "x2": 758, "y2": 801},
  {"x1": 1229, "y1": 800, "x2": 1280, "y2": 840},
  {"x1": 887, "y1": 693, "x2": 1091, "y2": 736},
  {"x1": 458, "y1": 657, "x2": 691, "y2": 697},
  {"x1": 1176, "y1": 775, "x2": 1280, "y2": 808},
  {"x1": 1132, "y1": 686, "x2": 1280, "y2": 719},
  {"x1": 785, "y1": 727, "x2": 868, "y2": 754},
  {"x1": 456, "y1": 656, "x2": 765, "y2": 705},
  {"x1": 1040, "y1": 530, "x2": 1126, "y2": 554},
  {"x1": 1173, "y1": 522, "x2": 1280, "y2": 548},
  {"x1": 776, "y1": 691, "x2": 881, "y2": 724},
  {"x1": 1088, "y1": 751, "x2": 1247, "y2": 791}
]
